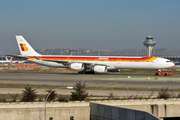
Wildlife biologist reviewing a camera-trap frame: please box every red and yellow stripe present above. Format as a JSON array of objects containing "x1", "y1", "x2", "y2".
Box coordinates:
[{"x1": 28, "y1": 56, "x2": 158, "y2": 62}]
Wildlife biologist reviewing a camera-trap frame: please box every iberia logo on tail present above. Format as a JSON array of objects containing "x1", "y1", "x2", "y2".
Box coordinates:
[{"x1": 20, "y1": 44, "x2": 28, "y2": 51}]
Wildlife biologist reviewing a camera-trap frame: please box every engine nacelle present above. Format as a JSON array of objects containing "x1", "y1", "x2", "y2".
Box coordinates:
[
  {"x1": 69, "y1": 63, "x2": 84, "y2": 71},
  {"x1": 93, "y1": 66, "x2": 107, "y2": 73}
]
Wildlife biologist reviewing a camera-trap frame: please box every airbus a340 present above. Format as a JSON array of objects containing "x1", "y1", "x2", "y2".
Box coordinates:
[{"x1": 6, "y1": 36, "x2": 175, "y2": 74}]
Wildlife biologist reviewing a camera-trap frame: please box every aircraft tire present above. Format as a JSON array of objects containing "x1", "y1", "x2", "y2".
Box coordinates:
[
  {"x1": 155, "y1": 73, "x2": 159, "y2": 76},
  {"x1": 91, "y1": 71, "x2": 95, "y2": 74},
  {"x1": 78, "y1": 71, "x2": 83, "y2": 74}
]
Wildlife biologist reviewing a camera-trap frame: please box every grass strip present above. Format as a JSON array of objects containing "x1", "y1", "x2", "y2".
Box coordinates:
[{"x1": 0, "y1": 83, "x2": 180, "y2": 92}]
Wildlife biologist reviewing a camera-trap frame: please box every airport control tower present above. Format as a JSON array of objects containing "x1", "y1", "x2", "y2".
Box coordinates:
[{"x1": 143, "y1": 35, "x2": 156, "y2": 57}]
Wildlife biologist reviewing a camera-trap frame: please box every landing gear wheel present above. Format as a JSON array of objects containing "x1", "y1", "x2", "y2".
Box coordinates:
[
  {"x1": 155, "y1": 73, "x2": 159, "y2": 76},
  {"x1": 91, "y1": 71, "x2": 95, "y2": 74},
  {"x1": 78, "y1": 70, "x2": 95, "y2": 74},
  {"x1": 78, "y1": 71, "x2": 85, "y2": 74}
]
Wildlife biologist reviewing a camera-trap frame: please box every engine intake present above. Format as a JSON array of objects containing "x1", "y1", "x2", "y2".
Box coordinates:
[
  {"x1": 93, "y1": 65, "x2": 107, "y2": 73},
  {"x1": 69, "y1": 63, "x2": 84, "y2": 71}
]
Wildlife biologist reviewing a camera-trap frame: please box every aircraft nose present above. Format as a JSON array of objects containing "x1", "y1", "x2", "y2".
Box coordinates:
[{"x1": 171, "y1": 62, "x2": 175, "y2": 67}]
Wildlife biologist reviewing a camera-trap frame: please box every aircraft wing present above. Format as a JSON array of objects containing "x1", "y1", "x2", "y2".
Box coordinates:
[
  {"x1": 5, "y1": 54, "x2": 29, "y2": 60},
  {"x1": 33, "y1": 56, "x2": 70, "y2": 65},
  {"x1": 42, "y1": 59, "x2": 110, "y2": 67},
  {"x1": 42, "y1": 59, "x2": 70, "y2": 64},
  {"x1": 34, "y1": 56, "x2": 111, "y2": 67}
]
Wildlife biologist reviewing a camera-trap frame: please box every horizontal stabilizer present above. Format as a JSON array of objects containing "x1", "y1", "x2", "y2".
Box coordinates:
[{"x1": 5, "y1": 54, "x2": 29, "y2": 59}]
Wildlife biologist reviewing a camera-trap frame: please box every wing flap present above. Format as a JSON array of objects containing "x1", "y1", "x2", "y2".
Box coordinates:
[
  {"x1": 43, "y1": 59, "x2": 70, "y2": 65},
  {"x1": 41, "y1": 59, "x2": 111, "y2": 67},
  {"x1": 34, "y1": 56, "x2": 111, "y2": 67}
]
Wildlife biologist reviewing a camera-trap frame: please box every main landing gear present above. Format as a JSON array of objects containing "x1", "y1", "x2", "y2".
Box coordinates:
[
  {"x1": 78, "y1": 71, "x2": 84, "y2": 74},
  {"x1": 78, "y1": 71, "x2": 95, "y2": 74}
]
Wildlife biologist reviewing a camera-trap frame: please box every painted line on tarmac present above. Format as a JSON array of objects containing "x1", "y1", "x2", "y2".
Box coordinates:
[
  {"x1": 107, "y1": 82, "x2": 119, "y2": 87},
  {"x1": 112, "y1": 84, "x2": 119, "y2": 87},
  {"x1": 107, "y1": 82, "x2": 119, "y2": 84},
  {"x1": 0, "y1": 81, "x2": 12, "y2": 83},
  {"x1": 92, "y1": 78, "x2": 180, "y2": 81}
]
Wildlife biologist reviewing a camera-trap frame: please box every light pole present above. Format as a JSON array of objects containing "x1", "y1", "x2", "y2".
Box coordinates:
[
  {"x1": 136, "y1": 48, "x2": 138, "y2": 56},
  {"x1": 44, "y1": 86, "x2": 73, "y2": 120},
  {"x1": 172, "y1": 80, "x2": 177, "y2": 99},
  {"x1": 143, "y1": 82, "x2": 145, "y2": 96},
  {"x1": 111, "y1": 83, "x2": 113, "y2": 93},
  {"x1": 96, "y1": 83, "x2": 97, "y2": 96},
  {"x1": 172, "y1": 81, "x2": 174, "y2": 99},
  {"x1": 127, "y1": 83, "x2": 129, "y2": 98}
]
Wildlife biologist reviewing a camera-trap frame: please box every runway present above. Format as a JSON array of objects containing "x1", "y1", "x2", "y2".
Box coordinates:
[
  {"x1": 0, "y1": 71, "x2": 180, "y2": 96},
  {"x1": 0, "y1": 71, "x2": 180, "y2": 89}
]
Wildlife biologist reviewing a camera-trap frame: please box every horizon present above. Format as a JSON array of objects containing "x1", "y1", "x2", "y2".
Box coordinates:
[
  {"x1": 1, "y1": 48, "x2": 180, "y2": 56},
  {"x1": 0, "y1": 1, "x2": 180, "y2": 52}
]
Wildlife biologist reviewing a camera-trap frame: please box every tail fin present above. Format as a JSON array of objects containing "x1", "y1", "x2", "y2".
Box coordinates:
[
  {"x1": 10, "y1": 57, "x2": 13, "y2": 62},
  {"x1": 16, "y1": 36, "x2": 41, "y2": 56},
  {"x1": 5, "y1": 57, "x2": 9, "y2": 61}
]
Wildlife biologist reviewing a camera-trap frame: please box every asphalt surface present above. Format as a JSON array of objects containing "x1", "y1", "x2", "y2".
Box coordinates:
[
  {"x1": 0, "y1": 71, "x2": 180, "y2": 96},
  {"x1": 0, "y1": 71, "x2": 180, "y2": 88}
]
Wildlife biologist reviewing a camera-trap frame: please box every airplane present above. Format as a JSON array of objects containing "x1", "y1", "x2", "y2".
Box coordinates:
[
  {"x1": 9, "y1": 59, "x2": 28, "y2": 64},
  {"x1": 0, "y1": 57, "x2": 27, "y2": 64},
  {"x1": 0, "y1": 57, "x2": 12, "y2": 64},
  {"x1": 6, "y1": 36, "x2": 175, "y2": 74}
]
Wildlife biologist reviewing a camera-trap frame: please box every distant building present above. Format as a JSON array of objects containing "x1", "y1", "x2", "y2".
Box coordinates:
[{"x1": 86, "y1": 50, "x2": 90, "y2": 53}]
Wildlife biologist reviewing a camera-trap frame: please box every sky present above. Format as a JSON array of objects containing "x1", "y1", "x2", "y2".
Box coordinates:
[{"x1": 0, "y1": 0, "x2": 180, "y2": 53}]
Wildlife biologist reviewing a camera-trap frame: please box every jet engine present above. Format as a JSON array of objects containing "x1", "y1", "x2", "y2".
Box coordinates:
[
  {"x1": 69, "y1": 63, "x2": 84, "y2": 70},
  {"x1": 93, "y1": 65, "x2": 107, "y2": 73}
]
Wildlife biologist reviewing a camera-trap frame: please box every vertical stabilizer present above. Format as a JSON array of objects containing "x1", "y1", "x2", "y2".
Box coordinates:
[
  {"x1": 5, "y1": 57, "x2": 9, "y2": 61},
  {"x1": 16, "y1": 36, "x2": 41, "y2": 56},
  {"x1": 10, "y1": 57, "x2": 13, "y2": 62}
]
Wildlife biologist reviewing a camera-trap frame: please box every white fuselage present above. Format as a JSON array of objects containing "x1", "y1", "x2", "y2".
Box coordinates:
[{"x1": 28, "y1": 56, "x2": 174, "y2": 70}]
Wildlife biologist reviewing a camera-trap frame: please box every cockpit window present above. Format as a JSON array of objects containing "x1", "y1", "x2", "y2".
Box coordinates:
[{"x1": 166, "y1": 61, "x2": 172, "y2": 63}]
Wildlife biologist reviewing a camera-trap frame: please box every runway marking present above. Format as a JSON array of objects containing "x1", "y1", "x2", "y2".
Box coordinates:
[
  {"x1": 112, "y1": 84, "x2": 119, "y2": 87},
  {"x1": 107, "y1": 82, "x2": 119, "y2": 87},
  {"x1": 0, "y1": 81, "x2": 12, "y2": 83},
  {"x1": 107, "y1": 82, "x2": 118, "y2": 84},
  {"x1": 92, "y1": 78, "x2": 180, "y2": 81}
]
